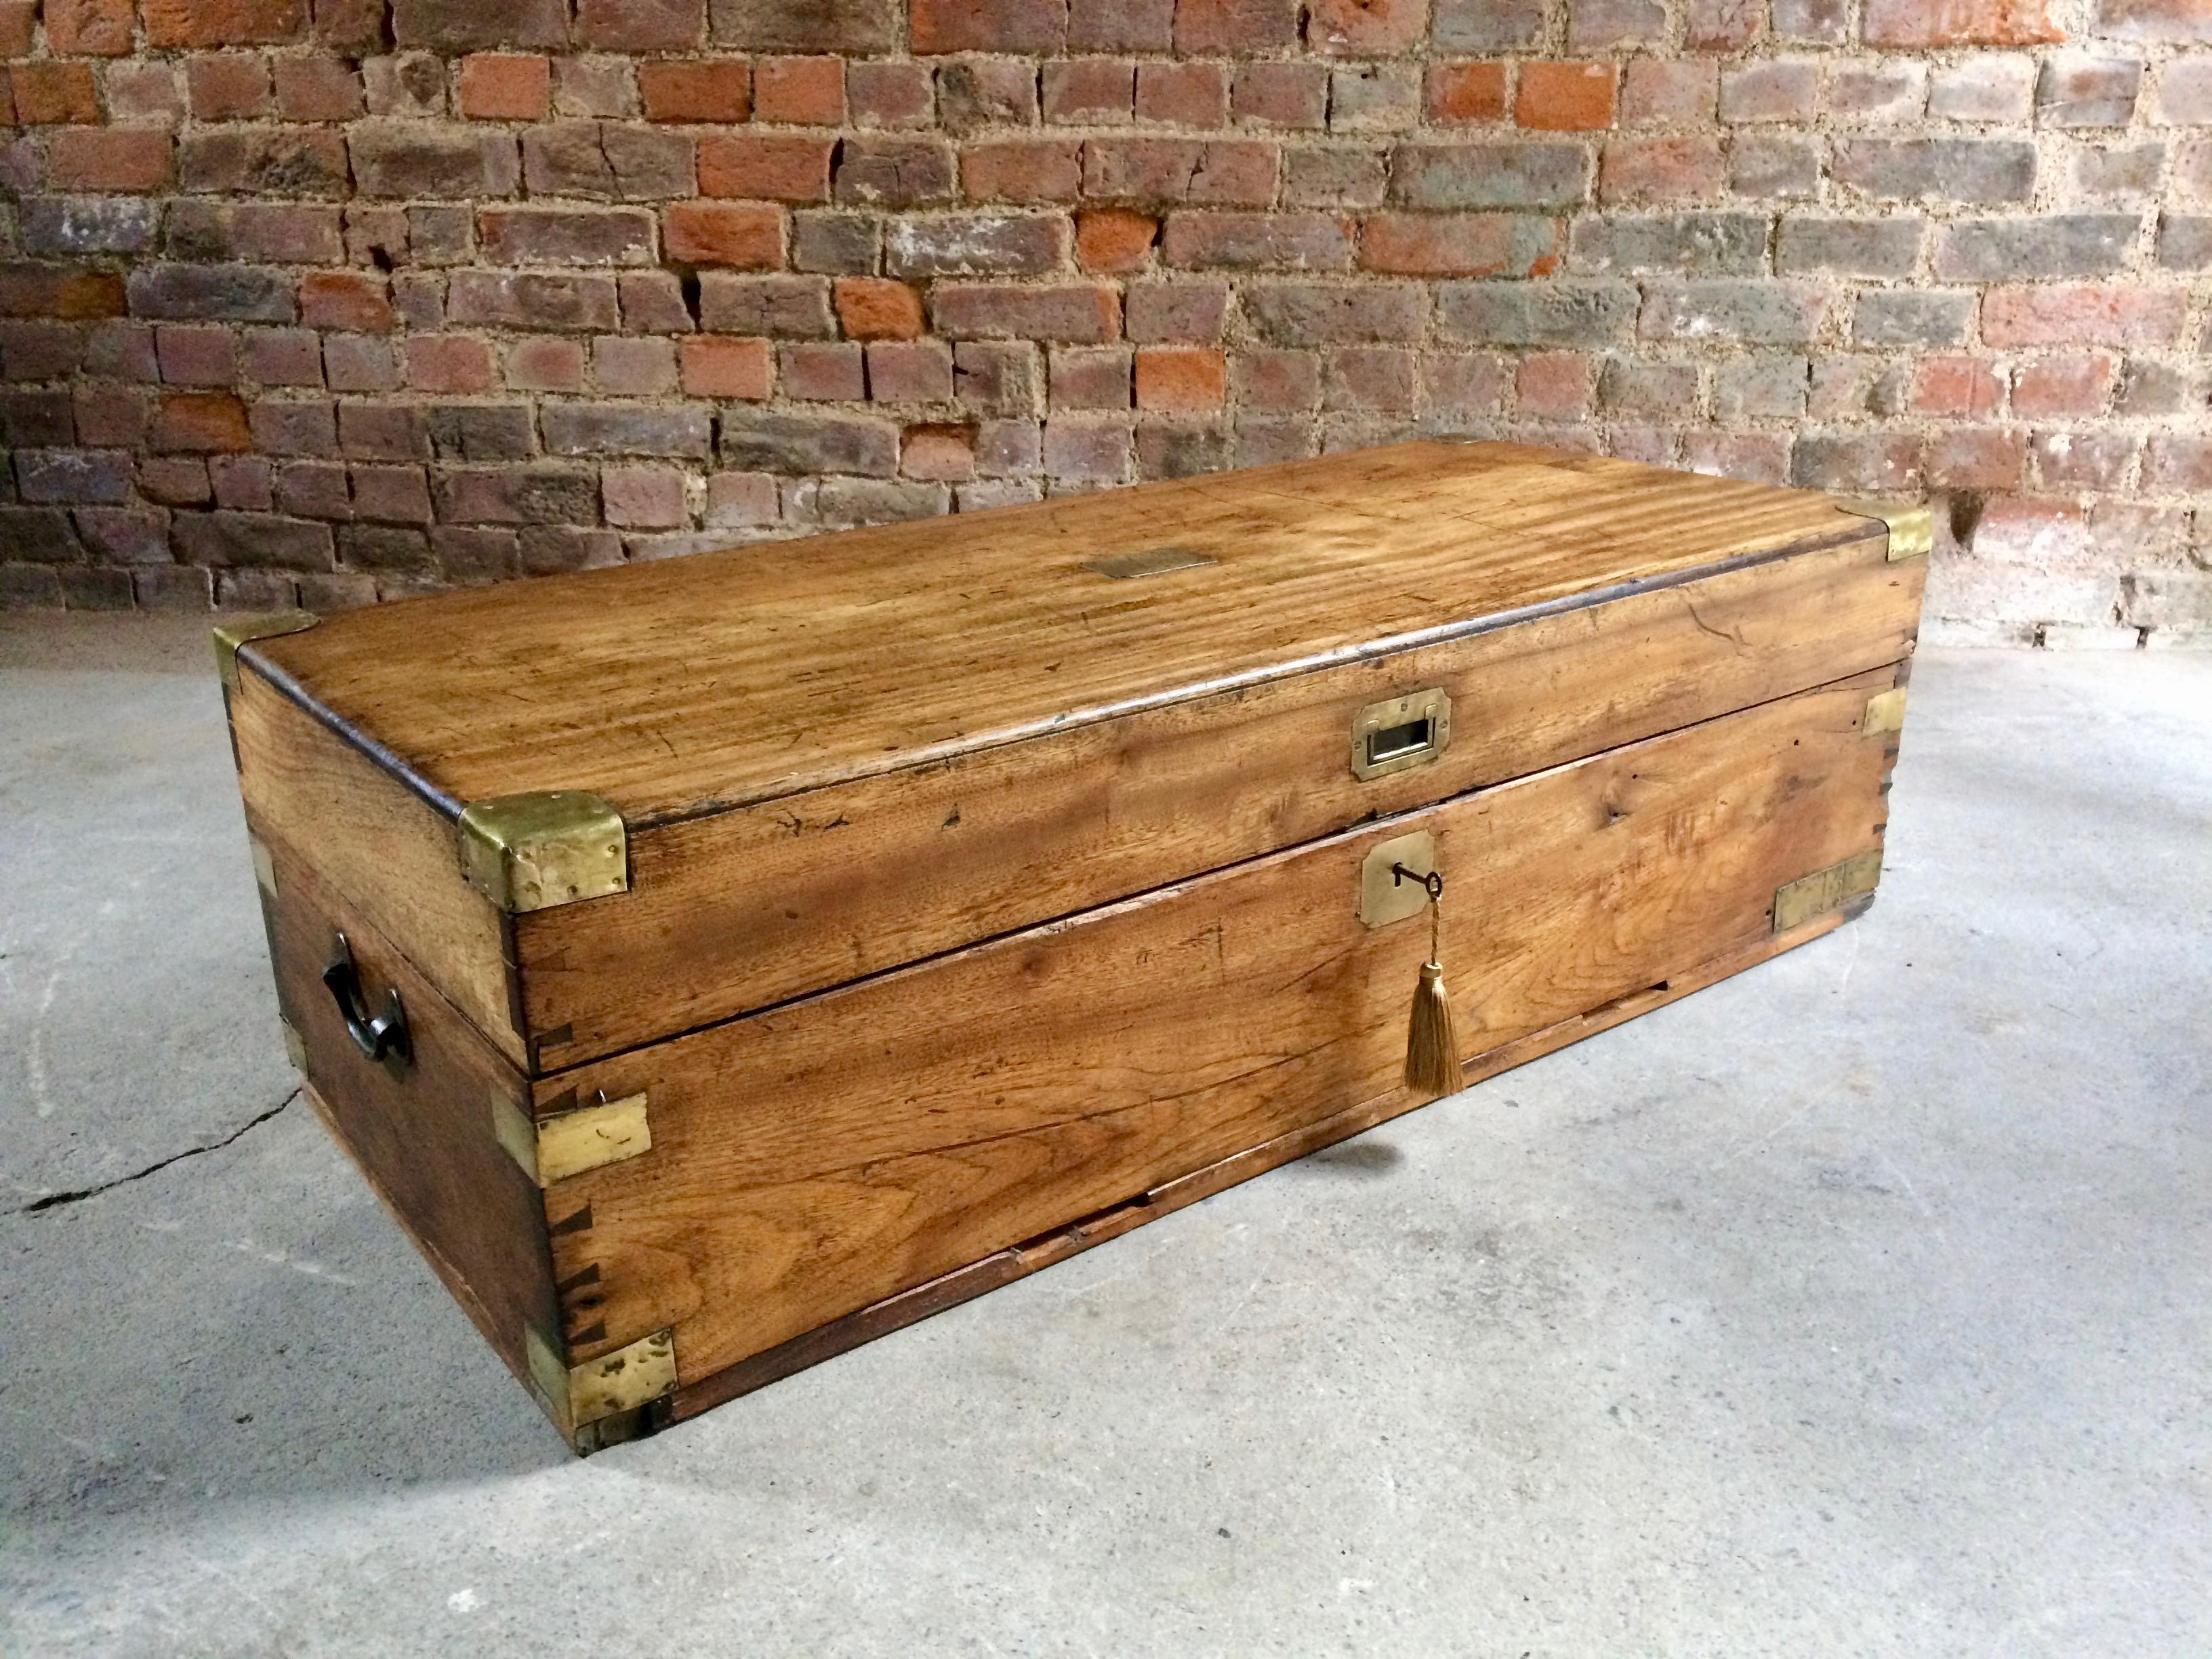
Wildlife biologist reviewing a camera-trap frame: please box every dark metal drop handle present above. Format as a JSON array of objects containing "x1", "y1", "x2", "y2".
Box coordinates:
[{"x1": 323, "y1": 933, "x2": 409, "y2": 1064}]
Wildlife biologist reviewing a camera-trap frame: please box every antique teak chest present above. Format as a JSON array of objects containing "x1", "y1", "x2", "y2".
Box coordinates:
[{"x1": 216, "y1": 441, "x2": 1928, "y2": 1452}]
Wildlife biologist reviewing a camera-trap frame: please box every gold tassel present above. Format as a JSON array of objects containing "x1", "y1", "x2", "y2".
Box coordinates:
[{"x1": 1401, "y1": 868, "x2": 1463, "y2": 1101}]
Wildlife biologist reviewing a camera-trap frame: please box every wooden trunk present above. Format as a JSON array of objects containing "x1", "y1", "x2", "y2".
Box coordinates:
[{"x1": 217, "y1": 441, "x2": 1928, "y2": 1452}]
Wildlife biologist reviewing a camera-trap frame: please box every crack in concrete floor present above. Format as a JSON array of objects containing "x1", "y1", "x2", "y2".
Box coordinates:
[{"x1": 16, "y1": 1088, "x2": 301, "y2": 1216}]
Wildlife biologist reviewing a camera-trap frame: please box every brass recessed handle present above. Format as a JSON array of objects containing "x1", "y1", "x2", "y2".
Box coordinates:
[
  {"x1": 323, "y1": 933, "x2": 409, "y2": 1065},
  {"x1": 1351, "y1": 688, "x2": 1452, "y2": 781}
]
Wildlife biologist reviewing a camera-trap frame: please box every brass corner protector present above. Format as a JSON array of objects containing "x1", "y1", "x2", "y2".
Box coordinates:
[
  {"x1": 457, "y1": 791, "x2": 628, "y2": 914},
  {"x1": 1774, "y1": 849, "x2": 1884, "y2": 933},
  {"x1": 492, "y1": 1090, "x2": 652, "y2": 1188},
  {"x1": 1863, "y1": 687, "x2": 1908, "y2": 737},
  {"x1": 211, "y1": 610, "x2": 319, "y2": 692},
  {"x1": 1839, "y1": 497, "x2": 1935, "y2": 564},
  {"x1": 526, "y1": 1326, "x2": 677, "y2": 1442},
  {"x1": 279, "y1": 1019, "x2": 308, "y2": 1074}
]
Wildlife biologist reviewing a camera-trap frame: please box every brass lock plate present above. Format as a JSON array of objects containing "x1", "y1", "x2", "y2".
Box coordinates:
[
  {"x1": 1359, "y1": 831, "x2": 1437, "y2": 929},
  {"x1": 1351, "y1": 688, "x2": 1452, "y2": 781}
]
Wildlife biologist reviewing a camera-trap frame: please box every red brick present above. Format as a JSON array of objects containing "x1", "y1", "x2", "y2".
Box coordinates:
[
  {"x1": 697, "y1": 134, "x2": 835, "y2": 201},
  {"x1": 913, "y1": 0, "x2": 1070, "y2": 52},
  {"x1": 754, "y1": 56, "x2": 844, "y2": 124},
  {"x1": 156, "y1": 325, "x2": 239, "y2": 388},
  {"x1": 458, "y1": 54, "x2": 551, "y2": 121},
  {"x1": 1599, "y1": 138, "x2": 1725, "y2": 202},
  {"x1": 664, "y1": 202, "x2": 785, "y2": 269},
  {"x1": 405, "y1": 335, "x2": 497, "y2": 394},
  {"x1": 0, "y1": 0, "x2": 31, "y2": 54},
  {"x1": 1325, "y1": 344, "x2": 1415, "y2": 411},
  {"x1": 274, "y1": 56, "x2": 365, "y2": 120},
  {"x1": 9, "y1": 62, "x2": 101, "y2": 123},
  {"x1": 1516, "y1": 351, "x2": 1592, "y2": 418},
  {"x1": 45, "y1": 129, "x2": 174, "y2": 192},
  {"x1": 1923, "y1": 428, "x2": 2026, "y2": 489},
  {"x1": 1077, "y1": 208, "x2": 1158, "y2": 272},
  {"x1": 1359, "y1": 211, "x2": 1561, "y2": 276},
  {"x1": 1134, "y1": 345, "x2": 1226, "y2": 411},
  {"x1": 1176, "y1": 0, "x2": 1299, "y2": 52},
  {"x1": 1049, "y1": 344, "x2": 1130, "y2": 408},
  {"x1": 602, "y1": 465, "x2": 689, "y2": 529},
  {"x1": 1863, "y1": 0, "x2": 2062, "y2": 46},
  {"x1": 1620, "y1": 60, "x2": 1717, "y2": 124},
  {"x1": 505, "y1": 336, "x2": 587, "y2": 392},
  {"x1": 640, "y1": 60, "x2": 752, "y2": 123},
  {"x1": 901, "y1": 424, "x2": 975, "y2": 480},
  {"x1": 1305, "y1": 0, "x2": 1427, "y2": 52},
  {"x1": 1910, "y1": 354, "x2": 2004, "y2": 416},
  {"x1": 1137, "y1": 61, "x2": 1228, "y2": 125},
  {"x1": 574, "y1": 0, "x2": 704, "y2": 49},
  {"x1": 931, "y1": 283, "x2": 1121, "y2": 342},
  {"x1": 45, "y1": 0, "x2": 134, "y2": 54},
  {"x1": 182, "y1": 55, "x2": 268, "y2": 120},
  {"x1": 1231, "y1": 347, "x2": 1317, "y2": 410},
  {"x1": 1425, "y1": 62, "x2": 1507, "y2": 123},
  {"x1": 1517, "y1": 61, "x2": 1618, "y2": 129},
  {"x1": 679, "y1": 333, "x2": 772, "y2": 396},
  {"x1": 962, "y1": 140, "x2": 1084, "y2": 203},
  {"x1": 868, "y1": 339, "x2": 954, "y2": 400},
  {"x1": 779, "y1": 340, "x2": 864, "y2": 398},
  {"x1": 1084, "y1": 138, "x2": 1279, "y2": 205},
  {"x1": 2012, "y1": 354, "x2": 2116, "y2": 416},
  {"x1": 848, "y1": 61, "x2": 933, "y2": 127},
  {"x1": 834, "y1": 276, "x2": 926, "y2": 339},
  {"x1": 300, "y1": 270, "x2": 394, "y2": 333},
  {"x1": 1685, "y1": 0, "x2": 1762, "y2": 50},
  {"x1": 143, "y1": 0, "x2": 308, "y2": 47},
  {"x1": 1044, "y1": 58, "x2": 1134, "y2": 124},
  {"x1": 1233, "y1": 61, "x2": 1327, "y2": 127},
  {"x1": 150, "y1": 391, "x2": 253, "y2": 453},
  {"x1": 1983, "y1": 285, "x2": 2190, "y2": 346}
]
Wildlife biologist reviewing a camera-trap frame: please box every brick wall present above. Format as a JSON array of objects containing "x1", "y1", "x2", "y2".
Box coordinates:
[{"x1": 2, "y1": 0, "x2": 2210, "y2": 644}]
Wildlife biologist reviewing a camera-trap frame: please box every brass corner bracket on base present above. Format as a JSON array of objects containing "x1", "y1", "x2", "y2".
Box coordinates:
[
  {"x1": 457, "y1": 791, "x2": 629, "y2": 914},
  {"x1": 1774, "y1": 849, "x2": 1884, "y2": 933},
  {"x1": 527, "y1": 1326, "x2": 678, "y2": 1453},
  {"x1": 211, "y1": 610, "x2": 319, "y2": 692},
  {"x1": 1839, "y1": 497, "x2": 1935, "y2": 563}
]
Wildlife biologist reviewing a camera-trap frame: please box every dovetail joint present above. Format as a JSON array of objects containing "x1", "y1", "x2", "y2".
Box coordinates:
[
  {"x1": 457, "y1": 791, "x2": 628, "y2": 914},
  {"x1": 1774, "y1": 849, "x2": 1884, "y2": 933},
  {"x1": 492, "y1": 1090, "x2": 652, "y2": 1187},
  {"x1": 211, "y1": 610, "x2": 318, "y2": 693}
]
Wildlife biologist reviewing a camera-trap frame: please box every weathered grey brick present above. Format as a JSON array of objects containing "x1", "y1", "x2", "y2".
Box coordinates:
[
  {"x1": 1569, "y1": 213, "x2": 1769, "y2": 275},
  {"x1": 1853, "y1": 289, "x2": 1976, "y2": 348},
  {"x1": 1244, "y1": 283, "x2": 1429, "y2": 344},
  {"x1": 349, "y1": 123, "x2": 522, "y2": 199},
  {"x1": 0, "y1": 508, "x2": 86, "y2": 565},
  {"x1": 426, "y1": 405, "x2": 538, "y2": 462},
  {"x1": 447, "y1": 271, "x2": 622, "y2": 332},
  {"x1": 1436, "y1": 280, "x2": 1638, "y2": 346},
  {"x1": 886, "y1": 215, "x2": 1070, "y2": 278},
  {"x1": 1431, "y1": 0, "x2": 1544, "y2": 49},
  {"x1": 2036, "y1": 55, "x2": 2144, "y2": 128},
  {"x1": 710, "y1": 0, "x2": 898, "y2": 51},
  {"x1": 720, "y1": 410, "x2": 900, "y2": 474},
  {"x1": 1284, "y1": 146, "x2": 1390, "y2": 209},
  {"x1": 20, "y1": 198, "x2": 161, "y2": 258},
  {"x1": 127, "y1": 266, "x2": 296, "y2": 324},
  {"x1": 953, "y1": 341, "x2": 1044, "y2": 413},
  {"x1": 1598, "y1": 357, "x2": 1700, "y2": 415},
  {"x1": 2157, "y1": 213, "x2": 2212, "y2": 270},
  {"x1": 1833, "y1": 138, "x2": 2037, "y2": 203},
  {"x1": 785, "y1": 476, "x2": 948, "y2": 527},
  {"x1": 1713, "y1": 354, "x2": 1810, "y2": 418},
  {"x1": 432, "y1": 467, "x2": 600, "y2": 525},
  {"x1": 1639, "y1": 281, "x2": 1829, "y2": 345},
  {"x1": 1776, "y1": 216, "x2": 1923, "y2": 277},
  {"x1": 698, "y1": 274, "x2": 838, "y2": 337},
  {"x1": 542, "y1": 403, "x2": 714, "y2": 459},
  {"x1": 1391, "y1": 142, "x2": 1589, "y2": 209},
  {"x1": 179, "y1": 129, "x2": 352, "y2": 197},
  {"x1": 834, "y1": 138, "x2": 958, "y2": 207},
  {"x1": 1790, "y1": 432, "x2": 1921, "y2": 494},
  {"x1": 171, "y1": 510, "x2": 334, "y2": 570},
  {"x1": 1936, "y1": 215, "x2": 2139, "y2": 280},
  {"x1": 522, "y1": 123, "x2": 695, "y2": 201},
  {"x1": 478, "y1": 207, "x2": 658, "y2": 267},
  {"x1": 15, "y1": 449, "x2": 132, "y2": 506},
  {"x1": 792, "y1": 213, "x2": 881, "y2": 275}
]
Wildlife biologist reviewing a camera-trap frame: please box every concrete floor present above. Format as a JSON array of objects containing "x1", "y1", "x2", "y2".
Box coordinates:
[{"x1": 1, "y1": 617, "x2": 2206, "y2": 1659}]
